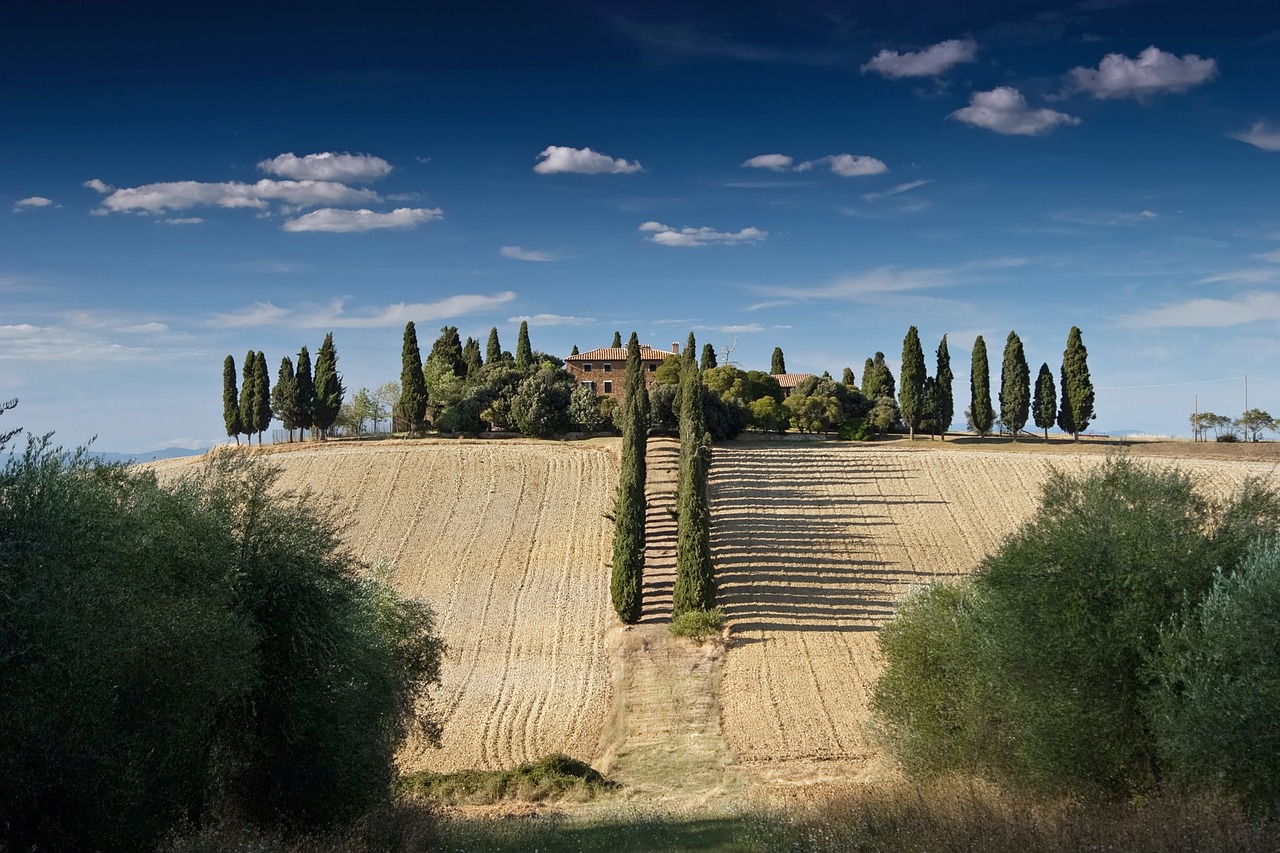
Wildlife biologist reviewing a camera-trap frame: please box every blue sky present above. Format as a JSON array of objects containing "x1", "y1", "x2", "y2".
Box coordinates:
[{"x1": 4, "y1": 0, "x2": 1280, "y2": 450}]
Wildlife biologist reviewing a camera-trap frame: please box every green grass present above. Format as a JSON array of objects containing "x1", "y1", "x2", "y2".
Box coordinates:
[{"x1": 398, "y1": 754, "x2": 616, "y2": 805}]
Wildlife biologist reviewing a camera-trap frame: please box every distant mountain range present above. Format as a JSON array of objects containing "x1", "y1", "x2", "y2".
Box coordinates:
[{"x1": 90, "y1": 447, "x2": 207, "y2": 464}]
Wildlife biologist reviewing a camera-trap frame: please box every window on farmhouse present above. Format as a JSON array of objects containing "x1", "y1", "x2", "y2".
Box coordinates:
[
  {"x1": 582, "y1": 381, "x2": 595, "y2": 392},
  {"x1": 603, "y1": 363, "x2": 612, "y2": 373},
  {"x1": 603, "y1": 380, "x2": 613, "y2": 394},
  {"x1": 582, "y1": 363, "x2": 592, "y2": 372}
]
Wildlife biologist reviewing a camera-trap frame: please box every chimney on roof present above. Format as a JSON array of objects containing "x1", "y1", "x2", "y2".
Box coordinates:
[{"x1": 672, "y1": 342, "x2": 679, "y2": 355}]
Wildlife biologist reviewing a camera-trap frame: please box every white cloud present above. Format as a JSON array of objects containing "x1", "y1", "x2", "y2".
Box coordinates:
[
  {"x1": 13, "y1": 196, "x2": 56, "y2": 212},
  {"x1": 83, "y1": 178, "x2": 113, "y2": 193},
  {"x1": 1050, "y1": 209, "x2": 1158, "y2": 226},
  {"x1": 639, "y1": 221, "x2": 767, "y2": 247},
  {"x1": 211, "y1": 292, "x2": 516, "y2": 329},
  {"x1": 1197, "y1": 268, "x2": 1280, "y2": 285},
  {"x1": 257, "y1": 151, "x2": 392, "y2": 182},
  {"x1": 95, "y1": 179, "x2": 380, "y2": 214},
  {"x1": 861, "y1": 37, "x2": 978, "y2": 78},
  {"x1": 1126, "y1": 291, "x2": 1280, "y2": 328},
  {"x1": 161, "y1": 217, "x2": 204, "y2": 225},
  {"x1": 119, "y1": 322, "x2": 170, "y2": 333},
  {"x1": 281, "y1": 207, "x2": 442, "y2": 233},
  {"x1": 699, "y1": 323, "x2": 766, "y2": 334},
  {"x1": 534, "y1": 146, "x2": 642, "y2": 175},
  {"x1": 950, "y1": 87, "x2": 1082, "y2": 135},
  {"x1": 796, "y1": 153, "x2": 888, "y2": 176},
  {"x1": 742, "y1": 153, "x2": 794, "y2": 171},
  {"x1": 1231, "y1": 121, "x2": 1280, "y2": 152},
  {"x1": 505, "y1": 313, "x2": 595, "y2": 326},
  {"x1": 1065, "y1": 46, "x2": 1217, "y2": 99},
  {"x1": 747, "y1": 257, "x2": 1027, "y2": 307},
  {"x1": 500, "y1": 245, "x2": 556, "y2": 262},
  {"x1": 862, "y1": 179, "x2": 931, "y2": 202},
  {"x1": 158, "y1": 437, "x2": 218, "y2": 451},
  {"x1": 1255, "y1": 249, "x2": 1280, "y2": 264}
]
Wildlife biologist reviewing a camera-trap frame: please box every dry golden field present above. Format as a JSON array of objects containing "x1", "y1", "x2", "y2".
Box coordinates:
[{"x1": 149, "y1": 435, "x2": 1280, "y2": 792}]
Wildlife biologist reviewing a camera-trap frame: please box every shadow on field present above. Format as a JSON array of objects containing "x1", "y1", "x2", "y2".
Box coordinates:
[
  {"x1": 438, "y1": 813, "x2": 775, "y2": 852},
  {"x1": 710, "y1": 446, "x2": 954, "y2": 634}
]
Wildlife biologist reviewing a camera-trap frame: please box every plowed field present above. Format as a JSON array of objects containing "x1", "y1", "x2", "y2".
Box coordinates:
[{"x1": 711, "y1": 440, "x2": 1280, "y2": 773}]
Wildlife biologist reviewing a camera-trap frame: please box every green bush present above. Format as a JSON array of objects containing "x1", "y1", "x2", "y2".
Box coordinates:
[
  {"x1": 400, "y1": 754, "x2": 614, "y2": 805},
  {"x1": 0, "y1": 443, "x2": 444, "y2": 851},
  {"x1": 873, "y1": 455, "x2": 1280, "y2": 798},
  {"x1": 669, "y1": 607, "x2": 725, "y2": 641}
]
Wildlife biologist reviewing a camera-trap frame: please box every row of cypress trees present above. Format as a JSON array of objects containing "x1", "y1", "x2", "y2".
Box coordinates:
[
  {"x1": 673, "y1": 333, "x2": 715, "y2": 616},
  {"x1": 223, "y1": 332, "x2": 344, "y2": 444},
  {"x1": 611, "y1": 333, "x2": 649, "y2": 622}
]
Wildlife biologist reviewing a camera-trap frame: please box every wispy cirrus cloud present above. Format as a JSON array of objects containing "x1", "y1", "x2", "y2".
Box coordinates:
[
  {"x1": 743, "y1": 152, "x2": 887, "y2": 177},
  {"x1": 13, "y1": 196, "x2": 57, "y2": 212},
  {"x1": 1125, "y1": 291, "x2": 1280, "y2": 328},
  {"x1": 160, "y1": 217, "x2": 204, "y2": 225},
  {"x1": 500, "y1": 245, "x2": 557, "y2": 262},
  {"x1": 950, "y1": 87, "x2": 1081, "y2": 135},
  {"x1": 1050, "y1": 209, "x2": 1158, "y2": 226},
  {"x1": 281, "y1": 207, "x2": 442, "y2": 232},
  {"x1": 534, "y1": 146, "x2": 642, "y2": 175},
  {"x1": 861, "y1": 37, "x2": 978, "y2": 78},
  {"x1": 1196, "y1": 268, "x2": 1280, "y2": 285},
  {"x1": 862, "y1": 179, "x2": 931, "y2": 202},
  {"x1": 210, "y1": 292, "x2": 516, "y2": 329},
  {"x1": 1064, "y1": 46, "x2": 1218, "y2": 99},
  {"x1": 746, "y1": 257, "x2": 1027, "y2": 308},
  {"x1": 257, "y1": 152, "x2": 392, "y2": 182},
  {"x1": 1231, "y1": 121, "x2": 1280, "y2": 152},
  {"x1": 90, "y1": 178, "x2": 380, "y2": 214},
  {"x1": 506, "y1": 313, "x2": 595, "y2": 326},
  {"x1": 639, "y1": 221, "x2": 767, "y2": 247}
]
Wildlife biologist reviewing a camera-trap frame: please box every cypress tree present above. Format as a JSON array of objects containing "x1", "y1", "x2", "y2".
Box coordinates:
[
  {"x1": 899, "y1": 326, "x2": 926, "y2": 440},
  {"x1": 429, "y1": 326, "x2": 466, "y2": 377},
  {"x1": 1058, "y1": 326, "x2": 1095, "y2": 441},
  {"x1": 701, "y1": 343, "x2": 717, "y2": 371},
  {"x1": 486, "y1": 327, "x2": 503, "y2": 364},
  {"x1": 1034, "y1": 362, "x2": 1057, "y2": 440},
  {"x1": 312, "y1": 332, "x2": 344, "y2": 439},
  {"x1": 570, "y1": 344, "x2": 579, "y2": 356},
  {"x1": 861, "y1": 357, "x2": 876, "y2": 396},
  {"x1": 515, "y1": 321, "x2": 533, "y2": 371},
  {"x1": 970, "y1": 336, "x2": 994, "y2": 436},
  {"x1": 253, "y1": 351, "x2": 272, "y2": 445},
  {"x1": 611, "y1": 331, "x2": 622, "y2": 348},
  {"x1": 920, "y1": 376, "x2": 942, "y2": 438},
  {"x1": 223, "y1": 355, "x2": 243, "y2": 445},
  {"x1": 611, "y1": 333, "x2": 647, "y2": 623},
  {"x1": 239, "y1": 349, "x2": 257, "y2": 445},
  {"x1": 463, "y1": 336, "x2": 482, "y2": 377},
  {"x1": 294, "y1": 346, "x2": 315, "y2": 440},
  {"x1": 842, "y1": 367, "x2": 856, "y2": 388},
  {"x1": 999, "y1": 330, "x2": 1030, "y2": 439},
  {"x1": 272, "y1": 356, "x2": 299, "y2": 441},
  {"x1": 673, "y1": 355, "x2": 714, "y2": 616},
  {"x1": 771, "y1": 347, "x2": 786, "y2": 375},
  {"x1": 399, "y1": 322, "x2": 428, "y2": 435},
  {"x1": 936, "y1": 335, "x2": 954, "y2": 440}
]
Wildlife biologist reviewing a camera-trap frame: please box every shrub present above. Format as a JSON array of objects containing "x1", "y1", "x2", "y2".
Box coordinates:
[
  {"x1": 399, "y1": 754, "x2": 614, "y2": 805},
  {"x1": 669, "y1": 607, "x2": 725, "y2": 641}
]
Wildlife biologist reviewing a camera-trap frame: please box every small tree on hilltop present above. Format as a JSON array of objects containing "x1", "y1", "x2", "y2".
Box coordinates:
[
  {"x1": 936, "y1": 335, "x2": 954, "y2": 440},
  {"x1": 429, "y1": 325, "x2": 467, "y2": 378},
  {"x1": 399, "y1": 322, "x2": 429, "y2": 435},
  {"x1": 611, "y1": 333, "x2": 647, "y2": 623},
  {"x1": 272, "y1": 355, "x2": 300, "y2": 442},
  {"x1": 313, "y1": 332, "x2": 345, "y2": 439},
  {"x1": 1058, "y1": 326, "x2": 1095, "y2": 441},
  {"x1": 611, "y1": 330, "x2": 623, "y2": 348},
  {"x1": 1033, "y1": 362, "x2": 1057, "y2": 440},
  {"x1": 770, "y1": 347, "x2": 786, "y2": 375},
  {"x1": 223, "y1": 354, "x2": 243, "y2": 446},
  {"x1": 899, "y1": 326, "x2": 926, "y2": 440},
  {"x1": 999, "y1": 331, "x2": 1030, "y2": 439},
  {"x1": 701, "y1": 343, "x2": 717, "y2": 371},
  {"x1": 1237, "y1": 408, "x2": 1275, "y2": 442},
  {"x1": 486, "y1": 327, "x2": 503, "y2": 364},
  {"x1": 294, "y1": 345, "x2": 315, "y2": 441},
  {"x1": 253, "y1": 351, "x2": 272, "y2": 445},
  {"x1": 970, "y1": 336, "x2": 994, "y2": 437},
  {"x1": 239, "y1": 349, "x2": 257, "y2": 445},
  {"x1": 842, "y1": 366, "x2": 856, "y2": 388},
  {"x1": 515, "y1": 320, "x2": 533, "y2": 371}
]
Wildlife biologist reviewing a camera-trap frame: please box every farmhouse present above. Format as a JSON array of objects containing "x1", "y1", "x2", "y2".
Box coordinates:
[
  {"x1": 565, "y1": 343, "x2": 679, "y2": 402},
  {"x1": 773, "y1": 373, "x2": 812, "y2": 398}
]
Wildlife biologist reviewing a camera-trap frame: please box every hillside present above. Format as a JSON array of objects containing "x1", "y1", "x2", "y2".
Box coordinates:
[{"x1": 149, "y1": 436, "x2": 1280, "y2": 791}]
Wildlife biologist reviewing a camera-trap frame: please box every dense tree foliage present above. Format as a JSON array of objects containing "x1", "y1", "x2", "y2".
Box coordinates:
[
  {"x1": 0, "y1": 442, "x2": 443, "y2": 852},
  {"x1": 485, "y1": 327, "x2": 503, "y2": 365},
  {"x1": 1033, "y1": 362, "x2": 1057, "y2": 440},
  {"x1": 770, "y1": 347, "x2": 786, "y2": 375},
  {"x1": 611, "y1": 333, "x2": 647, "y2": 623},
  {"x1": 515, "y1": 320, "x2": 533, "y2": 371},
  {"x1": 312, "y1": 333, "x2": 344, "y2": 439},
  {"x1": 969, "y1": 336, "x2": 994, "y2": 436},
  {"x1": 399, "y1": 321, "x2": 429, "y2": 435},
  {"x1": 224, "y1": 354, "x2": 243, "y2": 444},
  {"x1": 294, "y1": 345, "x2": 315, "y2": 439},
  {"x1": 462, "y1": 336, "x2": 483, "y2": 378},
  {"x1": 899, "y1": 326, "x2": 926, "y2": 439},
  {"x1": 999, "y1": 331, "x2": 1030, "y2": 438},
  {"x1": 239, "y1": 348, "x2": 257, "y2": 444},
  {"x1": 873, "y1": 455, "x2": 1280, "y2": 800},
  {"x1": 700, "y1": 342, "x2": 717, "y2": 370},
  {"x1": 252, "y1": 351, "x2": 272, "y2": 441},
  {"x1": 1058, "y1": 326, "x2": 1095, "y2": 440},
  {"x1": 272, "y1": 355, "x2": 301, "y2": 441},
  {"x1": 611, "y1": 330, "x2": 623, "y2": 348},
  {"x1": 428, "y1": 326, "x2": 467, "y2": 379},
  {"x1": 510, "y1": 366, "x2": 573, "y2": 438},
  {"x1": 674, "y1": 348, "x2": 714, "y2": 617},
  {"x1": 841, "y1": 366, "x2": 856, "y2": 388},
  {"x1": 935, "y1": 335, "x2": 954, "y2": 439}
]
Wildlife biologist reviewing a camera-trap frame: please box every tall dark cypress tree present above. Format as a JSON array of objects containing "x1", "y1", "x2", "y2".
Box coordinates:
[
  {"x1": 223, "y1": 355, "x2": 243, "y2": 445},
  {"x1": 1058, "y1": 326, "x2": 1095, "y2": 441},
  {"x1": 429, "y1": 326, "x2": 466, "y2": 377},
  {"x1": 486, "y1": 327, "x2": 503, "y2": 364},
  {"x1": 970, "y1": 335, "x2": 994, "y2": 436},
  {"x1": 239, "y1": 349, "x2": 257, "y2": 445},
  {"x1": 611, "y1": 333, "x2": 647, "y2": 623},
  {"x1": 936, "y1": 335, "x2": 954, "y2": 440},
  {"x1": 611, "y1": 331, "x2": 623, "y2": 349},
  {"x1": 271, "y1": 356, "x2": 299, "y2": 441},
  {"x1": 463, "y1": 336, "x2": 483, "y2": 377},
  {"x1": 861, "y1": 357, "x2": 876, "y2": 396},
  {"x1": 570, "y1": 344, "x2": 579, "y2": 356},
  {"x1": 295, "y1": 346, "x2": 315, "y2": 440},
  {"x1": 899, "y1": 326, "x2": 926, "y2": 440},
  {"x1": 399, "y1": 322, "x2": 428, "y2": 435},
  {"x1": 673, "y1": 353, "x2": 713, "y2": 617},
  {"x1": 999, "y1": 331, "x2": 1030, "y2": 439},
  {"x1": 253, "y1": 351, "x2": 272, "y2": 445},
  {"x1": 1033, "y1": 361, "x2": 1057, "y2": 441},
  {"x1": 700, "y1": 343, "x2": 717, "y2": 371},
  {"x1": 770, "y1": 347, "x2": 786, "y2": 375},
  {"x1": 515, "y1": 321, "x2": 533, "y2": 371},
  {"x1": 312, "y1": 332, "x2": 344, "y2": 439},
  {"x1": 842, "y1": 367, "x2": 856, "y2": 388}
]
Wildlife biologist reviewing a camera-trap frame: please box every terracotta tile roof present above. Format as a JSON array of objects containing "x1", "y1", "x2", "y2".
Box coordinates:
[
  {"x1": 567, "y1": 345, "x2": 672, "y2": 362},
  {"x1": 773, "y1": 373, "x2": 813, "y2": 388}
]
